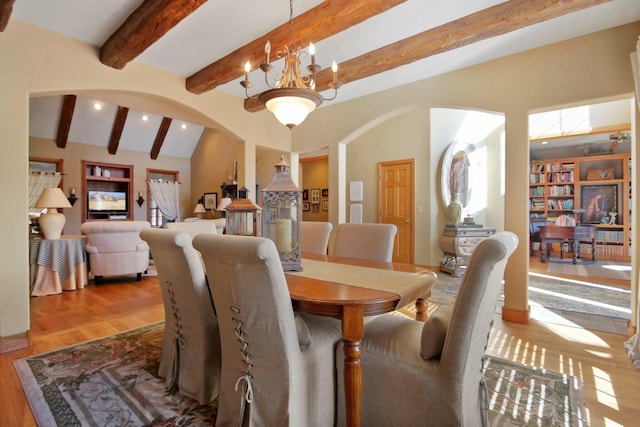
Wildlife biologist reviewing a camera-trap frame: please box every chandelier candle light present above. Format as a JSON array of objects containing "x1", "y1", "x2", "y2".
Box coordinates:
[{"x1": 241, "y1": 0, "x2": 341, "y2": 128}]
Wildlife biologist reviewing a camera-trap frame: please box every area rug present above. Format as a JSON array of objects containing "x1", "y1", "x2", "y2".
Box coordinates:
[
  {"x1": 484, "y1": 357, "x2": 586, "y2": 427},
  {"x1": 13, "y1": 322, "x2": 216, "y2": 426},
  {"x1": 546, "y1": 259, "x2": 631, "y2": 281},
  {"x1": 14, "y1": 323, "x2": 585, "y2": 427}
]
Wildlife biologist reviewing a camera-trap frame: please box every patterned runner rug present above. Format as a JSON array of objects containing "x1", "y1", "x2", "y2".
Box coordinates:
[
  {"x1": 546, "y1": 259, "x2": 631, "y2": 281},
  {"x1": 14, "y1": 322, "x2": 585, "y2": 426}
]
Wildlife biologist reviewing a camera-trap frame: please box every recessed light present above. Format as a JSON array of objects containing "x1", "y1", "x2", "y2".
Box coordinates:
[
  {"x1": 181, "y1": 123, "x2": 187, "y2": 130},
  {"x1": 541, "y1": 141, "x2": 549, "y2": 145},
  {"x1": 142, "y1": 115, "x2": 148, "y2": 121},
  {"x1": 94, "y1": 103, "x2": 102, "y2": 110}
]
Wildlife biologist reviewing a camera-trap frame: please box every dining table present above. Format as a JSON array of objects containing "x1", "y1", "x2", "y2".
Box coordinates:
[{"x1": 286, "y1": 253, "x2": 437, "y2": 427}]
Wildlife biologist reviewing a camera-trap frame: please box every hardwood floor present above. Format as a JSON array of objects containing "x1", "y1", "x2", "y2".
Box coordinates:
[{"x1": 2, "y1": 272, "x2": 639, "y2": 426}]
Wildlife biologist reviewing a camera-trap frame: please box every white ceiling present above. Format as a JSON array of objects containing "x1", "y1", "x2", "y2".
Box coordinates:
[{"x1": 13, "y1": 0, "x2": 640, "y2": 158}]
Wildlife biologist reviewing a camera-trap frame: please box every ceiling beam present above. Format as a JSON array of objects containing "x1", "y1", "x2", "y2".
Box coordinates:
[
  {"x1": 56, "y1": 95, "x2": 76, "y2": 148},
  {"x1": 311, "y1": 0, "x2": 612, "y2": 92},
  {"x1": 0, "y1": 0, "x2": 15, "y2": 32},
  {"x1": 244, "y1": 0, "x2": 611, "y2": 112},
  {"x1": 151, "y1": 117, "x2": 172, "y2": 160},
  {"x1": 108, "y1": 106, "x2": 129, "y2": 155},
  {"x1": 186, "y1": 0, "x2": 406, "y2": 94},
  {"x1": 100, "y1": 0, "x2": 207, "y2": 70}
]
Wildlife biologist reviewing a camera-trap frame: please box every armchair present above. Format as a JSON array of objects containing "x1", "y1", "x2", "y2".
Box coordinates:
[
  {"x1": 81, "y1": 221, "x2": 150, "y2": 282},
  {"x1": 164, "y1": 219, "x2": 220, "y2": 237},
  {"x1": 336, "y1": 231, "x2": 518, "y2": 426}
]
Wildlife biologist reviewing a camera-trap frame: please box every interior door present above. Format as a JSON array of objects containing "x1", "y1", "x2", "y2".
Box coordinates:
[{"x1": 378, "y1": 159, "x2": 414, "y2": 264}]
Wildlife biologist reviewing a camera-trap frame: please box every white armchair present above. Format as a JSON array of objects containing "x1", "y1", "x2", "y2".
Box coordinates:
[
  {"x1": 164, "y1": 219, "x2": 220, "y2": 237},
  {"x1": 81, "y1": 221, "x2": 150, "y2": 283}
]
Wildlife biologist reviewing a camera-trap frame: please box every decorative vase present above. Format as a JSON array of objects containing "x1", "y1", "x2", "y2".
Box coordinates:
[{"x1": 446, "y1": 193, "x2": 462, "y2": 225}]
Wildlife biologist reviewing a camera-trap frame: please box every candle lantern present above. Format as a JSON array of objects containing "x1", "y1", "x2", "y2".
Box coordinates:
[
  {"x1": 225, "y1": 197, "x2": 262, "y2": 237},
  {"x1": 261, "y1": 156, "x2": 302, "y2": 271}
]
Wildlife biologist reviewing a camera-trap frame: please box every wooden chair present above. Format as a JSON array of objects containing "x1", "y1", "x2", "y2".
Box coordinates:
[
  {"x1": 332, "y1": 223, "x2": 397, "y2": 262},
  {"x1": 335, "y1": 231, "x2": 518, "y2": 426},
  {"x1": 300, "y1": 221, "x2": 332, "y2": 255},
  {"x1": 193, "y1": 234, "x2": 342, "y2": 427},
  {"x1": 140, "y1": 228, "x2": 221, "y2": 405}
]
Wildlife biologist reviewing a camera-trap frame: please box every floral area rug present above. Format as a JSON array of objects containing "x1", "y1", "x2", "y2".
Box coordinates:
[
  {"x1": 485, "y1": 357, "x2": 587, "y2": 427},
  {"x1": 14, "y1": 322, "x2": 585, "y2": 427},
  {"x1": 13, "y1": 322, "x2": 216, "y2": 426}
]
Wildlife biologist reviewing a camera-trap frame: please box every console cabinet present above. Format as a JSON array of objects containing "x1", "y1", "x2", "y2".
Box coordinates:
[
  {"x1": 81, "y1": 160, "x2": 133, "y2": 221},
  {"x1": 529, "y1": 153, "x2": 631, "y2": 261}
]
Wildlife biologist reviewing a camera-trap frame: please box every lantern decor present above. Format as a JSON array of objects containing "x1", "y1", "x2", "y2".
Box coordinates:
[
  {"x1": 225, "y1": 193, "x2": 262, "y2": 237},
  {"x1": 261, "y1": 156, "x2": 302, "y2": 271}
]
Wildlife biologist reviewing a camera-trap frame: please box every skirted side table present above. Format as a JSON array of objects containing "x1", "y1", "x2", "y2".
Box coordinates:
[{"x1": 439, "y1": 224, "x2": 495, "y2": 276}]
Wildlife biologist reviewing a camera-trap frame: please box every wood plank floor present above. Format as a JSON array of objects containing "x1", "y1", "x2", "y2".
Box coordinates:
[{"x1": 1, "y1": 271, "x2": 639, "y2": 426}]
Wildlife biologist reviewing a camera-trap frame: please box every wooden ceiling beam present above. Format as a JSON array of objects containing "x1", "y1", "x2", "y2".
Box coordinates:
[
  {"x1": 151, "y1": 117, "x2": 172, "y2": 159},
  {"x1": 55, "y1": 95, "x2": 76, "y2": 148},
  {"x1": 108, "y1": 106, "x2": 129, "y2": 155},
  {"x1": 0, "y1": 0, "x2": 15, "y2": 32},
  {"x1": 100, "y1": 0, "x2": 207, "y2": 70},
  {"x1": 311, "y1": 0, "x2": 612, "y2": 92},
  {"x1": 245, "y1": 0, "x2": 610, "y2": 113},
  {"x1": 186, "y1": 0, "x2": 406, "y2": 94}
]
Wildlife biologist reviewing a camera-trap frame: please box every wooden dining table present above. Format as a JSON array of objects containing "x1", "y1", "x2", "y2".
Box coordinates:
[{"x1": 286, "y1": 253, "x2": 437, "y2": 427}]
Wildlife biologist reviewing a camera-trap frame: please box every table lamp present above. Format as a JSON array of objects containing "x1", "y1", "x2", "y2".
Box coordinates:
[
  {"x1": 35, "y1": 187, "x2": 72, "y2": 240},
  {"x1": 193, "y1": 203, "x2": 206, "y2": 218},
  {"x1": 216, "y1": 197, "x2": 232, "y2": 218}
]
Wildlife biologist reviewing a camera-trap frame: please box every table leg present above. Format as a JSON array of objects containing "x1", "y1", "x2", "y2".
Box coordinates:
[
  {"x1": 541, "y1": 240, "x2": 547, "y2": 263},
  {"x1": 342, "y1": 304, "x2": 364, "y2": 427},
  {"x1": 415, "y1": 295, "x2": 430, "y2": 322}
]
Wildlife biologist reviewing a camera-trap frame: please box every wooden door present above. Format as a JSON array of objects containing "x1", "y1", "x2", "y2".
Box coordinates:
[{"x1": 378, "y1": 159, "x2": 414, "y2": 264}]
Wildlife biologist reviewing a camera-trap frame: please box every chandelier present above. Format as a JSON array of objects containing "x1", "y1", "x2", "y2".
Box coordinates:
[{"x1": 241, "y1": 0, "x2": 340, "y2": 128}]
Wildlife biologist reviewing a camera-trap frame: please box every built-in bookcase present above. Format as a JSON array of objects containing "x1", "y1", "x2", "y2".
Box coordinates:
[
  {"x1": 82, "y1": 160, "x2": 133, "y2": 221},
  {"x1": 529, "y1": 153, "x2": 631, "y2": 261}
]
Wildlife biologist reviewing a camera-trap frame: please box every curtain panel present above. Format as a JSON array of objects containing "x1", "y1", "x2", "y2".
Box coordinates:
[{"x1": 147, "y1": 180, "x2": 181, "y2": 222}]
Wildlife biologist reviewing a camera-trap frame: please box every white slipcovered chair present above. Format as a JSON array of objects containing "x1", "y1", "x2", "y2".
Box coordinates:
[
  {"x1": 140, "y1": 228, "x2": 221, "y2": 405},
  {"x1": 332, "y1": 223, "x2": 397, "y2": 262},
  {"x1": 336, "y1": 231, "x2": 518, "y2": 426},
  {"x1": 300, "y1": 221, "x2": 333, "y2": 255},
  {"x1": 81, "y1": 221, "x2": 150, "y2": 283},
  {"x1": 193, "y1": 234, "x2": 342, "y2": 427},
  {"x1": 164, "y1": 219, "x2": 219, "y2": 237}
]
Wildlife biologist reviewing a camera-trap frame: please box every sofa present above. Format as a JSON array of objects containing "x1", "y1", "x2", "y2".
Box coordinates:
[{"x1": 81, "y1": 220, "x2": 150, "y2": 282}]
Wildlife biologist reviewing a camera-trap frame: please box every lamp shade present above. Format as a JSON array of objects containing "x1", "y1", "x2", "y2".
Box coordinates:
[
  {"x1": 217, "y1": 197, "x2": 232, "y2": 211},
  {"x1": 35, "y1": 187, "x2": 72, "y2": 240},
  {"x1": 193, "y1": 203, "x2": 206, "y2": 214},
  {"x1": 259, "y1": 88, "x2": 322, "y2": 129}
]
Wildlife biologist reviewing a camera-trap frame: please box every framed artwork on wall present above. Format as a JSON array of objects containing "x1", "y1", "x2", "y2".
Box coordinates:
[
  {"x1": 321, "y1": 200, "x2": 328, "y2": 211},
  {"x1": 203, "y1": 192, "x2": 218, "y2": 210},
  {"x1": 310, "y1": 188, "x2": 321, "y2": 204},
  {"x1": 322, "y1": 188, "x2": 329, "y2": 198},
  {"x1": 303, "y1": 202, "x2": 310, "y2": 211},
  {"x1": 581, "y1": 184, "x2": 617, "y2": 224},
  {"x1": 312, "y1": 204, "x2": 320, "y2": 212},
  {"x1": 302, "y1": 189, "x2": 309, "y2": 201}
]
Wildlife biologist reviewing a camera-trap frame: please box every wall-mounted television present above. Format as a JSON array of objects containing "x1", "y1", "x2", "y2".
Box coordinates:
[{"x1": 88, "y1": 190, "x2": 127, "y2": 212}]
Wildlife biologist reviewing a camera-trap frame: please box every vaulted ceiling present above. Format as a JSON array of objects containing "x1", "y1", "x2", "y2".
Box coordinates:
[{"x1": 4, "y1": 0, "x2": 640, "y2": 158}]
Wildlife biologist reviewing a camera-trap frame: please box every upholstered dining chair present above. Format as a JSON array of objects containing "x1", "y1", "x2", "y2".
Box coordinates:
[
  {"x1": 332, "y1": 222, "x2": 397, "y2": 262},
  {"x1": 193, "y1": 234, "x2": 342, "y2": 427},
  {"x1": 300, "y1": 221, "x2": 333, "y2": 255},
  {"x1": 335, "y1": 231, "x2": 518, "y2": 427},
  {"x1": 139, "y1": 229, "x2": 221, "y2": 405}
]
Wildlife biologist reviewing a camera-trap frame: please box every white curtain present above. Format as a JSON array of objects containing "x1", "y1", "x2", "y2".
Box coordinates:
[
  {"x1": 29, "y1": 172, "x2": 62, "y2": 214},
  {"x1": 625, "y1": 36, "x2": 640, "y2": 370},
  {"x1": 147, "y1": 179, "x2": 181, "y2": 222}
]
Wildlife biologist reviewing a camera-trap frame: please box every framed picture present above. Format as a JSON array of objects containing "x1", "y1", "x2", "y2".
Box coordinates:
[
  {"x1": 302, "y1": 189, "x2": 309, "y2": 201},
  {"x1": 203, "y1": 192, "x2": 218, "y2": 210},
  {"x1": 321, "y1": 200, "x2": 329, "y2": 211},
  {"x1": 581, "y1": 184, "x2": 617, "y2": 224},
  {"x1": 310, "y1": 188, "x2": 321, "y2": 204},
  {"x1": 312, "y1": 204, "x2": 320, "y2": 212},
  {"x1": 322, "y1": 188, "x2": 329, "y2": 198},
  {"x1": 303, "y1": 202, "x2": 310, "y2": 211}
]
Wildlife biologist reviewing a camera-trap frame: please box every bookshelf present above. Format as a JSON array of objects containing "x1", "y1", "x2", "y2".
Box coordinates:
[
  {"x1": 82, "y1": 160, "x2": 133, "y2": 221},
  {"x1": 529, "y1": 153, "x2": 631, "y2": 261}
]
